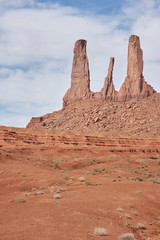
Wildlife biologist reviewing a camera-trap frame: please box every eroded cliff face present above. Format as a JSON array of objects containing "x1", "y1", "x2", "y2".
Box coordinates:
[{"x1": 118, "y1": 35, "x2": 156, "y2": 101}]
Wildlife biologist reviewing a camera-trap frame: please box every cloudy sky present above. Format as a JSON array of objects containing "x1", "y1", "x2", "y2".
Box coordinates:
[{"x1": 0, "y1": 0, "x2": 160, "y2": 127}]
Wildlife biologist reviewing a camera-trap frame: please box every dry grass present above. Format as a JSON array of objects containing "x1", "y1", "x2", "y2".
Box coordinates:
[
  {"x1": 78, "y1": 177, "x2": 86, "y2": 182},
  {"x1": 94, "y1": 227, "x2": 107, "y2": 236},
  {"x1": 16, "y1": 197, "x2": 26, "y2": 203},
  {"x1": 119, "y1": 233, "x2": 135, "y2": 240},
  {"x1": 125, "y1": 213, "x2": 131, "y2": 219},
  {"x1": 136, "y1": 223, "x2": 146, "y2": 229},
  {"x1": 54, "y1": 194, "x2": 61, "y2": 199},
  {"x1": 117, "y1": 207, "x2": 124, "y2": 212}
]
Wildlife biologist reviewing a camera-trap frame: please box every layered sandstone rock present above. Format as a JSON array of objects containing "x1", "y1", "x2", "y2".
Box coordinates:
[
  {"x1": 63, "y1": 39, "x2": 90, "y2": 107},
  {"x1": 101, "y1": 57, "x2": 117, "y2": 101},
  {"x1": 63, "y1": 35, "x2": 156, "y2": 107},
  {"x1": 27, "y1": 35, "x2": 157, "y2": 130},
  {"x1": 118, "y1": 35, "x2": 156, "y2": 101}
]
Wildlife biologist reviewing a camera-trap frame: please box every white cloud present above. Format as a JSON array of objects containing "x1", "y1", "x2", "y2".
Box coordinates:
[{"x1": 0, "y1": 0, "x2": 159, "y2": 127}]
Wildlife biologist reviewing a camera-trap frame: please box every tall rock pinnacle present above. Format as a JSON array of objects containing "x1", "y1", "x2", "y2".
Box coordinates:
[
  {"x1": 118, "y1": 35, "x2": 156, "y2": 101},
  {"x1": 101, "y1": 57, "x2": 117, "y2": 100},
  {"x1": 63, "y1": 39, "x2": 90, "y2": 107},
  {"x1": 62, "y1": 35, "x2": 156, "y2": 108}
]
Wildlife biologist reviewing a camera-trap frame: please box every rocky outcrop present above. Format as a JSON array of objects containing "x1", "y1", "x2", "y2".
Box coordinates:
[
  {"x1": 63, "y1": 39, "x2": 90, "y2": 107},
  {"x1": 63, "y1": 35, "x2": 156, "y2": 107},
  {"x1": 118, "y1": 35, "x2": 156, "y2": 101},
  {"x1": 101, "y1": 57, "x2": 117, "y2": 101},
  {"x1": 26, "y1": 111, "x2": 59, "y2": 128},
  {"x1": 27, "y1": 35, "x2": 157, "y2": 129}
]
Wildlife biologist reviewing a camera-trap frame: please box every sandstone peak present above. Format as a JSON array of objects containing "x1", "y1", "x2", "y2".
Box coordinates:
[
  {"x1": 101, "y1": 57, "x2": 117, "y2": 101},
  {"x1": 63, "y1": 35, "x2": 156, "y2": 107},
  {"x1": 63, "y1": 39, "x2": 90, "y2": 107},
  {"x1": 27, "y1": 35, "x2": 157, "y2": 130},
  {"x1": 118, "y1": 35, "x2": 156, "y2": 101}
]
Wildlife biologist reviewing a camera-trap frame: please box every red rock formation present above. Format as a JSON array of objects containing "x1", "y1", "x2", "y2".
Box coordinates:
[
  {"x1": 27, "y1": 35, "x2": 157, "y2": 129},
  {"x1": 63, "y1": 39, "x2": 90, "y2": 107},
  {"x1": 26, "y1": 111, "x2": 59, "y2": 128},
  {"x1": 101, "y1": 57, "x2": 117, "y2": 100},
  {"x1": 118, "y1": 35, "x2": 156, "y2": 101},
  {"x1": 26, "y1": 114, "x2": 51, "y2": 128}
]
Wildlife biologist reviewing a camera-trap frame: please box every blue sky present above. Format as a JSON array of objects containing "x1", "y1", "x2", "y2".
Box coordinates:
[
  {"x1": 0, "y1": 0, "x2": 160, "y2": 127},
  {"x1": 48, "y1": 0, "x2": 125, "y2": 14}
]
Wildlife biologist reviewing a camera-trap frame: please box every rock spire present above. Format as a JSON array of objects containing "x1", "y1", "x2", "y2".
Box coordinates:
[
  {"x1": 101, "y1": 57, "x2": 117, "y2": 101},
  {"x1": 63, "y1": 35, "x2": 156, "y2": 107},
  {"x1": 63, "y1": 39, "x2": 90, "y2": 107},
  {"x1": 118, "y1": 35, "x2": 155, "y2": 101}
]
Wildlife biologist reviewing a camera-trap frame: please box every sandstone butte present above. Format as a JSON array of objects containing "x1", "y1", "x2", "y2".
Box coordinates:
[{"x1": 27, "y1": 35, "x2": 159, "y2": 137}]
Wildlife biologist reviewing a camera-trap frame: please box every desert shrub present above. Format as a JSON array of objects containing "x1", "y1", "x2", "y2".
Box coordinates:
[
  {"x1": 56, "y1": 189, "x2": 61, "y2": 193},
  {"x1": 84, "y1": 181, "x2": 91, "y2": 186},
  {"x1": 34, "y1": 192, "x2": 44, "y2": 195},
  {"x1": 78, "y1": 177, "x2": 86, "y2": 182},
  {"x1": 24, "y1": 193, "x2": 32, "y2": 196},
  {"x1": 96, "y1": 182, "x2": 102, "y2": 185},
  {"x1": 63, "y1": 176, "x2": 70, "y2": 180},
  {"x1": 40, "y1": 186, "x2": 47, "y2": 190},
  {"x1": 94, "y1": 227, "x2": 107, "y2": 236},
  {"x1": 125, "y1": 214, "x2": 131, "y2": 219},
  {"x1": 119, "y1": 233, "x2": 135, "y2": 240},
  {"x1": 22, "y1": 181, "x2": 27, "y2": 184},
  {"x1": 16, "y1": 197, "x2": 25, "y2": 203},
  {"x1": 56, "y1": 182, "x2": 61, "y2": 186},
  {"x1": 137, "y1": 223, "x2": 146, "y2": 229},
  {"x1": 54, "y1": 194, "x2": 61, "y2": 199},
  {"x1": 117, "y1": 207, "x2": 124, "y2": 212}
]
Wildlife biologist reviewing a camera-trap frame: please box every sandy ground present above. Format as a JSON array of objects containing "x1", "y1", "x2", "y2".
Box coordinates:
[{"x1": 0, "y1": 126, "x2": 160, "y2": 240}]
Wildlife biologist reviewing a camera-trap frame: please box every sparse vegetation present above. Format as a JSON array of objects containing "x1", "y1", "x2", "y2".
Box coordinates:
[
  {"x1": 56, "y1": 182, "x2": 61, "y2": 186},
  {"x1": 24, "y1": 193, "x2": 32, "y2": 196},
  {"x1": 148, "y1": 178, "x2": 160, "y2": 184},
  {"x1": 16, "y1": 197, "x2": 25, "y2": 203},
  {"x1": 56, "y1": 189, "x2": 61, "y2": 193},
  {"x1": 84, "y1": 181, "x2": 91, "y2": 186},
  {"x1": 54, "y1": 194, "x2": 61, "y2": 199},
  {"x1": 40, "y1": 186, "x2": 47, "y2": 190},
  {"x1": 94, "y1": 227, "x2": 107, "y2": 236},
  {"x1": 131, "y1": 176, "x2": 143, "y2": 181},
  {"x1": 96, "y1": 182, "x2": 102, "y2": 185},
  {"x1": 78, "y1": 177, "x2": 86, "y2": 182},
  {"x1": 22, "y1": 174, "x2": 27, "y2": 177},
  {"x1": 136, "y1": 223, "x2": 146, "y2": 229},
  {"x1": 22, "y1": 181, "x2": 27, "y2": 184},
  {"x1": 13, "y1": 171, "x2": 21, "y2": 175},
  {"x1": 125, "y1": 214, "x2": 131, "y2": 219},
  {"x1": 117, "y1": 207, "x2": 124, "y2": 212},
  {"x1": 119, "y1": 233, "x2": 135, "y2": 240},
  {"x1": 34, "y1": 192, "x2": 44, "y2": 195},
  {"x1": 62, "y1": 176, "x2": 72, "y2": 180}
]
